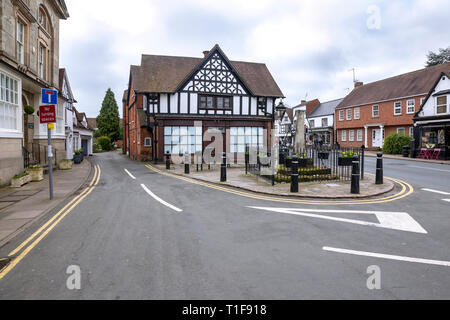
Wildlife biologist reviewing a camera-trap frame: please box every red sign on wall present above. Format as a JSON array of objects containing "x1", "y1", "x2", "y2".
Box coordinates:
[{"x1": 39, "y1": 105, "x2": 56, "y2": 124}]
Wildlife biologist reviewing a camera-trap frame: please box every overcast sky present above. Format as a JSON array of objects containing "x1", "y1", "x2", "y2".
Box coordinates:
[{"x1": 60, "y1": 0, "x2": 450, "y2": 117}]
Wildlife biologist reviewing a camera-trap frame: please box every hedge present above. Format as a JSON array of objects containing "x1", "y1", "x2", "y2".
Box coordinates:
[
  {"x1": 97, "y1": 136, "x2": 112, "y2": 151},
  {"x1": 383, "y1": 133, "x2": 412, "y2": 154}
]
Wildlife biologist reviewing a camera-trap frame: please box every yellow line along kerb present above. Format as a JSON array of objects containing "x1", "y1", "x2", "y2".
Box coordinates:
[
  {"x1": 0, "y1": 165, "x2": 101, "y2": 280},
  {"x1": 145, "y1": 164, "x2": 413, "y2": 205}
]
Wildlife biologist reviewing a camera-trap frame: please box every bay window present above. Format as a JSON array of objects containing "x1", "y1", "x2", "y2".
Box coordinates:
[{"x1": 0, "y1": 71, "x2": 20, "y2": 131}]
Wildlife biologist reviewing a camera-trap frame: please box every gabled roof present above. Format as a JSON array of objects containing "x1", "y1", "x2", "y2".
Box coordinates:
[
  {"x1": 337, "y1": 62, "x2": 450, "y2": 109},
  {"x1": 130, "y1": 44, "x2": 284, "y2": 98},
  {"x1": 308, "y1": 98, "x2": 344, "y2": 118},
  {"x1": 58, "y1": 68, "x2": 77, "y2": 102},
  {"x1": 73, "y1": 107, "x2": 94, "y2": 131},
  {"x1": 414, "y1": 72, "x2": 450, "y2": 119}
]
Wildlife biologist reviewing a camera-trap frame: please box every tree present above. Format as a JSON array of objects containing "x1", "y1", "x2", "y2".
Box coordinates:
[
  {"x1": 426, "y1": 46, "x2": 450, "y2": 67},
  {"x1": 97, "y1": 88, "x2": 120, "y2": 142}
]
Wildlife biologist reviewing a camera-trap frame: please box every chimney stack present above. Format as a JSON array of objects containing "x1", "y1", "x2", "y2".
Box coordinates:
[
  {"x1": 203, "y1": 50, "x2": 210, "y2": 57},
  {"x1": 354, "y1": 81, "x2": 364, "y2": 88},
  {"x1": 301, "y1": 100, "x2": 306, "y2": 104}
]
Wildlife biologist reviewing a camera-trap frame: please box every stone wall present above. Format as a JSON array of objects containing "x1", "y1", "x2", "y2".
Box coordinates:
[{"x1": 0, "y1": 138, "x2": 24, "y2": 186}]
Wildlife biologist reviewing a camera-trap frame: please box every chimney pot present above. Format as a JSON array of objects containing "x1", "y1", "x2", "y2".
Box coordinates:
[
  {"x1": 203, "y1": 50, "x2": 210, "y2": 57},
  {"x1": 354, "y1": 81, "x2": 364, "y2": 88}
]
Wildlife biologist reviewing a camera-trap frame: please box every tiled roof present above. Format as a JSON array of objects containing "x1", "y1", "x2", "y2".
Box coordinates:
[
  {"x1": 130, "y1": 45, "x2": 284, "y2": 98},
  {"x1": 308, "y1": 98, "x2": 344, "y2": 118},
  {"x1": 337, "y1": 62, "x2": 450, "y2": 109}
]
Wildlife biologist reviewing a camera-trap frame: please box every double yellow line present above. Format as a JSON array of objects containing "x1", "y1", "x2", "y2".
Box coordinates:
[
  {"x1": 0, "y1": 164, "x2": 101, "y2": 280},
  {"x1": 145, "y1": 164, "x2": 413, "y2": 205}
]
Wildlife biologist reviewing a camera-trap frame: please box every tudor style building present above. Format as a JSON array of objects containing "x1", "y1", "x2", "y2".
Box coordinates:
[
  {"x1": 335, "y1": 63, "x2": 450, "y2": 149},
  {"x1": 123, "y1": 45, "x2": 284, "y2": 161}
]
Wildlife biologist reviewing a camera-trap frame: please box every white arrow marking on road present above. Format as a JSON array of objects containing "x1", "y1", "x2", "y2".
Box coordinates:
[
  {"x1": 124, "y1": 168, "x2": 136, "y2": 180},
  {"x1": 247, "y1": 207, "x2": 427, "y2": 234},
  {"x1": 323, "y1": 247, "x2": 450, "y2": 267},
  {"x1": 141, "y1": 184, "x2": 183, "y2": 212},
  {"x1": 421, "y1": 188, "x2": 450, "y2": 195},
  {"x1": 443, "y1": 199, "x2": 450, "y2": 203}
]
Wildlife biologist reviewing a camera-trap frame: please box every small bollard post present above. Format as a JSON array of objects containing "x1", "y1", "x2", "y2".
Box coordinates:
[
  {"x1": 376, "y1": 152, "x2": 383, "y2": 185},
  {"x1": 290, "y1": 155, "x2": 299, "y2": 193},
  {"x1": 165, "y1": 151, "x2": 171, "y2": 170},
  {"x1": 245, "y1": 145, "x2": 249, "y2": 175},
  {"x1": 220, "y1": 152, "x2": 227, "y2": 182},
  {"x1": 184, "y1": 152, "x2": 190, "y2": 174},
  {"x1": 360, "y1": 145, "x2": 365, "y2": 180},
  {"x1": 351, "y1": 158, "x2": 360, "y2": 194}
]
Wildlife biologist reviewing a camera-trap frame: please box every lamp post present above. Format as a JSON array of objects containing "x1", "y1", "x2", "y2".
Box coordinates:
[{"x1": 275, "y1": 100, "x2": 287, "y2": 148}]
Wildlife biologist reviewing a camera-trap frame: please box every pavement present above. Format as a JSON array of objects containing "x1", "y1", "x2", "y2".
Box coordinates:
[
  {"x1": 365, "y1": 151, "x2": 450, "y2": 165},
  {"x1": 0, "y1": 151, "x2": 449, "y2": 299},
  {"x1": 0, "y1": 159, "x2": 91, "y2": 248},
  {"x1": 154, "y1": 164, "x2": 394, "y2": 199}
]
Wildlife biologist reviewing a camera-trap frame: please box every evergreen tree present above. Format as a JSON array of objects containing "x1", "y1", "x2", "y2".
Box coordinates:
[
  {"x1": 426, "y1": 46, "x2": 450, "y2": 67},
  {"x1": 97, "y1": 88, "x2": 120, "y2": 141}
]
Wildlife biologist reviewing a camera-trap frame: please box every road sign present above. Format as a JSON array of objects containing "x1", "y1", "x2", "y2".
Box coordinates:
[
  {"x1": 47, "y1": 123, "x2": 55, "y2": 129},
  {"x1": 39, "y1": 105, "x2": 56, "y2": 124},
  {"x1": 41, "y1": 88, "x2": 58, "y2": 105}
]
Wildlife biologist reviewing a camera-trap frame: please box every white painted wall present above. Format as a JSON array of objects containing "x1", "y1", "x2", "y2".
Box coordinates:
[
  {"x1": 420, "y1": 74, "x2": 450, "y2": 117},
  {"x1": 308, "y1": 114, "x2": 334, "y2": 129}
]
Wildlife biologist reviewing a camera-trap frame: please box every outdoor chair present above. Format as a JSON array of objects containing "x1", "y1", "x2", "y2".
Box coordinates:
[
  {"x1": 417, "y1": 148, "x2": 428, "y2": 159},
  {"x1": 431, "y1": 149, "x2": 441, "y2": 160}
]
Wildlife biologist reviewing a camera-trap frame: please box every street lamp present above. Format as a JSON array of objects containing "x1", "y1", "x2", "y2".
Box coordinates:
[{"x1": 275, "y1": 100, "x2": 288, "y2": 147}]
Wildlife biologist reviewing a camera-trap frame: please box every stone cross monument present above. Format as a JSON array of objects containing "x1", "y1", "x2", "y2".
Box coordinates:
[{"x1": 294, "y1": 110, "x2": 306, "y2": 153}]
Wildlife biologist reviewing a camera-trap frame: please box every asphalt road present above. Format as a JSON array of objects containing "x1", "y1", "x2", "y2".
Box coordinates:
[{"x1": 0, "y1": 151, "x2": 449, "y2": 299}]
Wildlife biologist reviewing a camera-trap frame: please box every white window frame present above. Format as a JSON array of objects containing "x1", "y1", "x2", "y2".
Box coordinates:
[
  {"x1": 406, "y1": 99, "x2": 415, "y2": 114},
  {"x1": 420, "y1": 97, "x2": 425, "y2": 106},
  {"x1": 372, "y1": 105, "x2": 379, "y2": 118},
  {"x1": 144, "y1": 137, "x2": 152, "y2": 147},
  {"x1": 394, "y1": 101, "x2": 402, "y2": 115},
  {"x1": 357, "y1": 129, "x2": 363, "y2": 142},
  {"x1": 38, "y1": 44, "x2": 45, "y2": 79},
  {"x1": 341, "y1": 130, "x2": 347, "y2": 142},
  {"x1": 16, "y1": 20, "x2": 25, "y2": 65},
  {"x1": 354, "y1": 107, "x2": 360, "y2": 120},
  {"x1": 409, "y1": 127, "x2": 413, "y2": 137},
  {"x1": 321, "y1": 118, "x2": 328, "y2": 127},
  {"x1": 349, "y1": 130, "x2": 355, "y2": 142},
  {"x1": 0, "y1": 69, "x2": 22, "y2": 136},
  {"x1": 339, "y1": 110, "x2": 344, "y2": 121},
  {"x1": 346, "y1": 109, "x2": 352, "y2": 121},
  {"x1": 310, "y1": 119, "x2": 315, "y2": 128},
  {"x1": 397, "y1": 128, "x2": 405, "y2": 135},
  {"x1": 436, "y1": 96, "x2": 447, "y2": 114}
]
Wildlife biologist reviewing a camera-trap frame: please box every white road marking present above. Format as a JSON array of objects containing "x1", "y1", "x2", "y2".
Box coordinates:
[
  {"x1": 408, "y1": 165, "x2": 450, "y2": 173},
  {"x1": 421, "y1": 188, "x2": 450, "y2": 195},
  {"x1": 443, "y1": 199, "x2": 450, "y2": 203},
  {"x1": 141, "y1": 184, "x2": 183, "y2": 212},
  {"x1": 248, "y1": 207, "x2": 427, "y2": 234},
  {"x1": 323, "y1": 247, "x2": 450, "y2": 267},
  {"x1": 124, "y1": 168, "x2": 136, "y2": 180}
]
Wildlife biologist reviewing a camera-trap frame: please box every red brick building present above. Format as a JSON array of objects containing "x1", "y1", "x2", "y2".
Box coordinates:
[{"x1": 335, "y1": 63, "x2": 450, "y2": 148}]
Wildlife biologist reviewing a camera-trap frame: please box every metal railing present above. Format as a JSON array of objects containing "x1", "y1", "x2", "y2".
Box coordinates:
[{"x1": 23, "y1": 143, "x2": 58, "y2": 168}]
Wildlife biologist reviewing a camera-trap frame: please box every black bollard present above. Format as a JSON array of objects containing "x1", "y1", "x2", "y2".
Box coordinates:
[
  {"x1": 376, "y1": 152, "x2": 383, "y2": 185},
  {"x1": 290, "y1": 156, "x2": 299, "y2": 193},
  {"x1": 165, "y1": 151, "x2": 171, "y2": 170},
  {"x1": 351, "y1": 158, "x2": 360, "y2": 194},
  {"x1": 360, "y1": 145, "x2": 365, "y2": 180},
  {"x1": 220, "y1": 152, "x2": 227, "y2": 182},
  {"x1": 245, "y1": 145, "x2": 249, "y2": 175},
  {"x1": 184, "y1": 152, "x2": 190, "y2": 174}
]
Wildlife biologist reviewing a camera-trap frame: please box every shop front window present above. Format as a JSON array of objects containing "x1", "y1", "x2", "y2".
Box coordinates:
[{"x1": 421, "y1": 128, "x2": 447, "y2": 149}]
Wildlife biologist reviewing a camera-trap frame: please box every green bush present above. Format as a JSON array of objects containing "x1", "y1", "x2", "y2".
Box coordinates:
[
  {"x1": 98, "y1": 136, "x2": 112, "y2": 151},
  {"x1": 383, "y1": 133, "x2": 412, "y2": 154},
  {"x1": 93, "y1": 142, "x2": 102, "y2": 153},
  {"x1": 74, "y1": 149, "x2": 83, "y2": 156},
  {"x1": 94, "y1": 130, "x2": 102, "y2": 138}
]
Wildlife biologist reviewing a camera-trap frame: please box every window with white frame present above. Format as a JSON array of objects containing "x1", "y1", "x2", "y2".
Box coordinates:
[
  {"x1": 230, "y1": 127, "x2": 263, "y2": 153},
  {"x1": 0, "y1": 71, "x2": 20, "y2": 131},
  {"x1": 406, "y1": 100, "x2": 415, "y2": 114},
  {"x1": 349, "y1": 130, "x2": 355, "y2": 141},
  {"x1": 357, "y1": 129, "x2": 363, "y2": 141},
  {"x1": 354, "y1": 107, "x2": 360, "y2": 120},
  {"x1": 56, "y1": 103, "x2": 64, "y2": 134},
  {"x1": 38, "y1": 44, "x2": 45, "y2": 80},
  {"x1": 397, "y1": 128, "x2": 405, "y2": 135},
  {"x1": 310, "y1": 120, "x2": 315, "y2": 128},
  {"x1": 394, "y1": 101, "x2": 402, "y2": 115},
  {"x1": 339, "y1": 110, "x2": 344, "y2": 121},
  {"x1": 341, "y1": 130, "x2": 347, "y2": 142},
  {"x1": 16, "y1": 20, "x2": 25, "y2": 65},
  {"x1": 436, "y1": 96, "x2": 447, "y2": 114},
  {"x1": 321, "y1": 118, "x2": 328, "y2": 127},
  {"x1": 420, "y1": 97, "x2": 425, "y2": 106},
  {"x1": 372, "y1": 105, "x2": 379, "y2": 118},
  {"x1": 409, "y1": 127, "x2": 413, "y2": 137},
  {"x1": 346, "y1": 109, "x2": 352, "y2": 120},
  {"x1": 164, "y1": 126, "x2": 202, "y2": 155},
  {"x1": 144, "y1": 137, "x2": 151, "y2": 147}
]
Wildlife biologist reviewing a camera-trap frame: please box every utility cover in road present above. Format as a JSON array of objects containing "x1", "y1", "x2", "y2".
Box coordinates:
[{"x1": 248, "y1": 207, "x2": 427, "y2": 234}]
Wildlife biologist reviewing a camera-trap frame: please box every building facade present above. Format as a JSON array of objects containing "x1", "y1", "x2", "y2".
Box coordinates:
[
  {"x1": 335, "y1": 63, "x2": 450, "y2": 149},
  {"x1": 306, "y1": 98, "x2": 343, "y2": 146},
  {"x1": 0, "y1": 0, "x2": 69, "y2": 185},
  {"x1": 413, "y1": 72, "x2": 450, "y2": 159},
  {"x1": 123, "y1": 45, "x2": 284, "y2": 162},
  {"x1": 72, "y1": 106, "x2": 93, "y2": 156}
]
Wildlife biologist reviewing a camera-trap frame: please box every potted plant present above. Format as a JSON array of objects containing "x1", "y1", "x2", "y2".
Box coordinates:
[
  {"x1": 338, "y1": 151, "x2": 357, "y2": 166},
  {"x1": 73, "y1": 149, "x2": 84, "y2": 164},
  {"x1": 59, "y1": 159, "x2": 73, "y2": 170},
  {"x1": 24, "y1": 106, "x2": 35, "y2": 115},
  {"x1": 11, "y1": 172, "x2": 32, "y2": 188},
  {"x1": 26, "y1": 164, "x2": 44, "y2": 182}
]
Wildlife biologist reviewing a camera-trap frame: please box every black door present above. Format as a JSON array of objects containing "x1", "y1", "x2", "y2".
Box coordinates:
[{"x1": 81, "y1": 139, "x2": 88, "y2": 156}]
